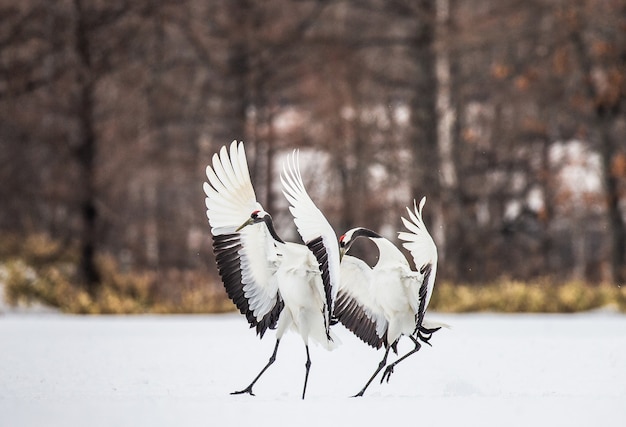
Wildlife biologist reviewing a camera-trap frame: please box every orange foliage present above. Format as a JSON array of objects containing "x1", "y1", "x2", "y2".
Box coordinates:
[
  {"x1": 521, "y1": 117, "x2": 547, "y2": 135},
  {"x1": 591, "y1": 40, "x2": 614, "y2": 58},
  {"x1": 552, "y1": 48, "x2": 570, "y2": 76},
  {"x1": 611, "y1": 153, "x2": 626, "y2": 178},
  {"x1": 490, "y1": 62, "x2": 511, "y2": 80},
  {"x1": 514, "y1": 75, "x2": 530, "y2": 91}
]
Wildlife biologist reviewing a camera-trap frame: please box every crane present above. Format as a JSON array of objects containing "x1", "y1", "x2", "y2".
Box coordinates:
[
  {"x1": 333, "y1": 197, "x2": 443, "y2": 397},
  {"x1": 203, "y1": 141, "x2": 340, "y2": 399}
]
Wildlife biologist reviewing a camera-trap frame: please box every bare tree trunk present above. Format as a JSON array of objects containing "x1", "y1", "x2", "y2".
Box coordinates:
[
  {"x1": 409, "y1": 1, "x2": 438, "y2": 191},
  {"x1": 435, "y1": 0, "x2": 456, "y2": 194},
  {"x1": 599, "y1": 113, "x2": 625, "y2": 283},
  {"x1": 73, "y1": 0, "x2": 100, "y2": 294},
  {"x1": 569, "y1": 10, "x2": 625, "y2": 284},
  {"x1": 539, "y1": 136, "x2": 555, "y2": 275},
  {"x1": 408, "y1": 1, "x2": 440, "y2": 276},
  {"x1": 435, "y1": 0, "x2": 462, "y2": 280}
]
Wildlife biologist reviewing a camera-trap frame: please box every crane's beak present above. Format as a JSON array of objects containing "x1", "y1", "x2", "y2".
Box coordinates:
[
  {"x1": 236, "y1": 217, "x2": 254, "y2": 232},
  {"x1": 339, "y1": 247, "x2": 346, "y2": 261}
]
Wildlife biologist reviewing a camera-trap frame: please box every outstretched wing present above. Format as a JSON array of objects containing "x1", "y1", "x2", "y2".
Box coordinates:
[
  {"x1": 204, "y1": 141, "x2": 282, "y2": 337},
  {"x1": 212, "y1": 232, "x2": 283, "y2": 338},
  {"x1": 203, "y1": 141, "x2": 259, "y2": 232},
  {"x1": 334, "y1": 255, "x2": 388, "y2": 349},
  {"x1": 398, "y1": 196, "x2": 438, "y2": 318},
  {"x1": 280, "y1": 150, "x2": 340, "y2": 337}
]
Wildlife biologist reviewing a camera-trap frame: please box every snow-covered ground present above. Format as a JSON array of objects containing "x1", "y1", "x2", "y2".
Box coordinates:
[{"x1": 1, "y1": 311, "x2": 625, "y2": 426}]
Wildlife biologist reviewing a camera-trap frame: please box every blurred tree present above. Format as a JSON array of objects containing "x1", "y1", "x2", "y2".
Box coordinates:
[
  {"x1": 438, "y1": 0, "x2": 625, "y2": 283},
  {"x1": 72, "y1": 0, "x2": 100, "y2": 293},
  {"x1": 1, "y1": 0, "x2": 624, "y2": 293},
  {"x1": 0, "y1": 1, "x2": 77, "y2": 238},
  {"x1": 565, "y1": 0, "x2": 625, "y2": 283}
]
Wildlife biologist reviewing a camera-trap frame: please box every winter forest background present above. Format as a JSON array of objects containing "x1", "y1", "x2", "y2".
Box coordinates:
[{"x1": 1, "y1": 0, "x2": 625, "y2": 307}]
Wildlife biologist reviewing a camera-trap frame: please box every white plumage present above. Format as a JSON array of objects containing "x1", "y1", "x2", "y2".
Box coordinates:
[
  {"x1": 334, "y1": 197, "x2": 443, "y2": 397},
  {"x1": 203, "y1": 141, "x2": 340, "y2": 399}
]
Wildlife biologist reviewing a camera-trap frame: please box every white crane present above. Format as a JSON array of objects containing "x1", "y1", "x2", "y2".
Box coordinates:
[
  {"x1": 333, "y1": 197, "x2": 443, "y2": 397},
  {"x1": 203, "y1": 141, "x2": 340, "y2": 399}
]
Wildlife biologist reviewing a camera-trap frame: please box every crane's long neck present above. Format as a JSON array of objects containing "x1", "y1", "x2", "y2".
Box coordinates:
[
  {"x1": 345, "y1": 228, "x2": 382, "y2": 252},
  {"x1": 353, "y1": 228, "x2": 382, "y2": 240},
  {"x1": 341, "y1": 227, "x2": 382, "y2": 252},
  {"x1": 371, "y1": 237, "x2": 409, "y2": 267},
  {"x1": 263, "y1": 216, "x2": 285, "y2": 244}
]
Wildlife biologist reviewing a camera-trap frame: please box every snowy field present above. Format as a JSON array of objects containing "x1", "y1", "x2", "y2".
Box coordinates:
[{"x1": 1, "y1": 311, "x2": 625, "y2": 427}]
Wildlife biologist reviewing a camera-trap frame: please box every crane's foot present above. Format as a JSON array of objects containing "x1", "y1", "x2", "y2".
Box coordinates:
[
  {"x1": 380, "y1": 364, "x2": 395, "y2": 384},
  {"x1": 229, "y1": 339, "x2": 280, "y2": 398},
  {"x1": 418, "y1": 326, "x2": 441, "y2": 345},
  {"x1": 230, "y1": 386, "x2": 255, "y2": 396},
  {"x1": 419, "y1": 325, "x2": 441, "y2": 335},
  {"x1": 419, "y1": 334, "x2": 433, "y2": 346},
  {"x1": 350, "y1": 347, "x2": 391, "y2": 397}
]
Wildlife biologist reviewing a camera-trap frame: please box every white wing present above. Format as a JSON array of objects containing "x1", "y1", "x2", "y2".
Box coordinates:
[
  {"x1": 280, "y1": 150, "x2": 340, "y2": 329},
  {"x1": 334, "y1": 255, "x2": 388, "y2": 349},
  {"x1": 204, "y1": 141, "x2": 281, "y2": 336},
  {"x1": 398, "y1": 196, "x2": 438, "y2": 310},
  {"x1": 203, "y1": 141, "x2": 260, "y2": 233}
]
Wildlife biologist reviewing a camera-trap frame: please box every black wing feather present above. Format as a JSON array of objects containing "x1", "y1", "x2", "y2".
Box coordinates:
[
  {"x1": 334, "y1": 291, "x2": 385, "y2": 350},
  {"x1": 212, "y1": 233, "x2": 283, "y2": 338},
  {"x1": 306, "y1": 236, "x2": 333, "y2": 336},
  {"x1": 413, "y1": 263, "x2": 432, "y2": 335}
]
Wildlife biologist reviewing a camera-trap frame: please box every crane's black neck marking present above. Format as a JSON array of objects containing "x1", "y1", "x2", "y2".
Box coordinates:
[
  {"x1": 343, "y1": 227, "x2": 382, "y2": 252},
  {"x1": 263, "y1": 215, "x2": 285, "y2": 244},
  {"x1": 353, "y1": 228, "x2": 382, "y2": 240}
]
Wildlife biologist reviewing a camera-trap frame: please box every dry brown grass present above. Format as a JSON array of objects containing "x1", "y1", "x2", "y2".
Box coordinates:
[
  {"x1": 1, "y1": 256, "x2": 235, "y2": 314},
  {"x1": 429, "y1": 279, "x2": 626, "y2": 313},
  {"x1": 0, "y1": 233, "x2": 233, "y2": 314},
  {"x1": 2, "y1": 233, "x2": 625, "y2": 314}
]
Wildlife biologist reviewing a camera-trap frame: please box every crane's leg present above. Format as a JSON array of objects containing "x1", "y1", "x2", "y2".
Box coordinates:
[
  {"x1": 380, "y1": 336, "x2": 421, "y2": 384},
  {"x1": 301, "y1": 345, "x2": 312, "y2": 400},
  {"x1": 352, "y1": 346, "x2": 391, "y2": 397},
  {"x1": 231, "y1": 339, "x2": 280, "y2": 396}
]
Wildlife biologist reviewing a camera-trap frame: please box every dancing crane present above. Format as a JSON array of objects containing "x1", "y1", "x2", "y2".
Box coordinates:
[
  {"x1": 203, "y1": 141, "x2": 340, "y2": 399},
  {"x1": 333, "y1": 197, "x2": 443, "y2": 397}
]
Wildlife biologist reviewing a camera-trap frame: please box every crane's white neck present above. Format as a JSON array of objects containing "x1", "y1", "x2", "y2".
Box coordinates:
[{"x1": 371, "y1": 237, "x2": 410, "y2": 268}]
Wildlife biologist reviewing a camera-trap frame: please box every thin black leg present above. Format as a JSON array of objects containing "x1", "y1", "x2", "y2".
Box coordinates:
[
  {"x1": 352, "y1": 346, "x2": 391, "y2": 397},
  {"x1": 231, "y1": 339, "x2": 280, "y2": 396},
  {"x1": 301, "y1": 345, "x2": 311, "y2": 400},
  {"x1": 380, "y1": 336, "x2": 421, "y2": 384}
]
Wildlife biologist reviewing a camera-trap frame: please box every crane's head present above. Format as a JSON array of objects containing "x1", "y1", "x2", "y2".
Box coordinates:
[
  {"x1": 236, "y1": 209, "x2": 270, "y2": 232},
  {"x1": 236, "y1": 209, "x2": 285, "y2": 244},
  {"x1": 339, "y1": 227, "x2": 382, "y2": 259}
]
